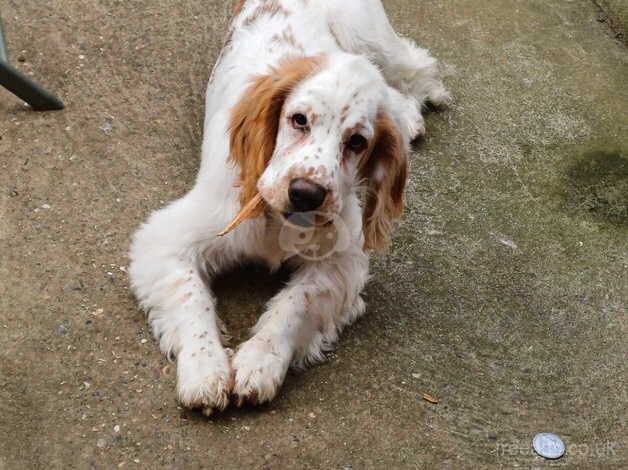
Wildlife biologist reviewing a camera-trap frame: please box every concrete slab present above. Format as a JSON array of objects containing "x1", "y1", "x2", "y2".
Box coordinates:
[
  {"x1": 1, "y1": 0, "x2": 626, "y2": 468},
  {"x1": 598, "y1": 0, "x2": 628, "y2": 38}
]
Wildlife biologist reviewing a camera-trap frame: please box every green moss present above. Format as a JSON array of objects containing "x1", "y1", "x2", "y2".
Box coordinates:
[{"x1": 558, "y1": 148, "x2": 627, "y2": 227}]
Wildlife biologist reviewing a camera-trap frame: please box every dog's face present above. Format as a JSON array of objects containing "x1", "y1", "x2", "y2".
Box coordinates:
[
  {"x1": 229, "y1": 53, "x2": 411, "y2": 251},
  {"x1": 258, "y1": 56, "x2": 391, "y2": 216}
]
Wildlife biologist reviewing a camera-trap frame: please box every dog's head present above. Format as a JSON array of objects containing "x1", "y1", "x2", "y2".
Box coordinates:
[{"x1": 229, "y1": 53, "x2": 415, "y2": 252}]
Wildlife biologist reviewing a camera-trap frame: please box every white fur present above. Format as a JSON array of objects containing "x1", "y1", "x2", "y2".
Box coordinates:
[{"x1": 129, "y1": 0, "x2": 447, "y2": 413}]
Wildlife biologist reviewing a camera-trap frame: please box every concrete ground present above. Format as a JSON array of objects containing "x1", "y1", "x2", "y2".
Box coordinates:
[
  {"x1": 1, "y1": 0, "x2": 626, "y2": 468},
  {"x1": 598, "y1": 0, "x2": 627, "y2": 38}
]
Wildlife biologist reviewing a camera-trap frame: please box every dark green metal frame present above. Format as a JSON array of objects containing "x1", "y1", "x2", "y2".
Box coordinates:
[{"x1": 0, "y1": 17, "x2": 64, "y2": 111}]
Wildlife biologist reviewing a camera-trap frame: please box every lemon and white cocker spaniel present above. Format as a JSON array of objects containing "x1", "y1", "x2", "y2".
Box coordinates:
[{"x1": 129, "y1": 0, "x2": 448, "y2": 414}]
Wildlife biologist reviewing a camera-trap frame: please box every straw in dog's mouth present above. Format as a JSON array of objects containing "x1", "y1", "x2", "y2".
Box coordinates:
[
  {"x1": 218, "y1": 194, "x2": 334, "y2": 235},
  {"x1": 217, "y1": 193, "x2": 265, "y2": 236}
]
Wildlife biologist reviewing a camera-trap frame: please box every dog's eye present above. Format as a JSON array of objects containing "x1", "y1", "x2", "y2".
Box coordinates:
[
  {"x1": 291, "y1": 113, "x2": 308, "y2": 129},
  {"x1": 347, "y1": 134, "x2": 367, "y2": 153}
]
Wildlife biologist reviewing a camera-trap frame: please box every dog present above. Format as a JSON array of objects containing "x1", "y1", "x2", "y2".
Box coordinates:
[{"x1": 129, "y1": 0, "x2": 448, "y2": 415}]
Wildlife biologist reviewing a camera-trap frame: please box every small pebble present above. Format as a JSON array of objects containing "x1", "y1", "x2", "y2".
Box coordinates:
[
  {"x1": 498, "y1": 237, "x2": 518, "y2": 250},
  {"x1": 100, "y1": 121, "x2": 113, "y2": 133},
  {"x1": 96, "y1": 438, "x2": 107, "y2": 449},
  {"x1": 140, "y1": 338, "x2": 148, "y2": 344},
  {"x1": 113, "y1": 425, "x2": 120, "y2": 433},
  {"x1": 58, "y1": 324, "x2": 69, "y2": 336}
]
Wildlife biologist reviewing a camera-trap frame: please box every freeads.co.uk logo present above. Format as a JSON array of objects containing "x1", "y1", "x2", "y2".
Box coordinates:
[{"x1": 279, "y1": 211, "x2": 351, "y2": 261}]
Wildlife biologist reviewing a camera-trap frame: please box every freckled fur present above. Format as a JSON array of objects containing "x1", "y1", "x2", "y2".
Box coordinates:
[
  {"x1": 129, "y1": 0, "x2": 448, "y2": 414},
  {"x1": 244, "y1": 0, "x2": 290, "y2": 26}
]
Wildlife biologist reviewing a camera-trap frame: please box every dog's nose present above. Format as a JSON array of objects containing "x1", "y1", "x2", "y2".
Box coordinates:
[{"x1": 288, "y1": 178, "x2": 328, "y2": 212}]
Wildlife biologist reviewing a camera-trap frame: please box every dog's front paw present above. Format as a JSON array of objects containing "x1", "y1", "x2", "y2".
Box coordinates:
[
  {"x1": 426, "y1": 83, "x2": 451, "y2": 108},
  {"x1": 408, "y1": 109, "x2": 426, "y2": 141},
  {"x1": 389, "y1": 91, "x2": 425, "y2": 141},
  {"x1": 176, "y1": 346, "x2": 233, "y2": 415},
  {"x1": 231, "y1": 337, "x2": 290, "y2": 406}
]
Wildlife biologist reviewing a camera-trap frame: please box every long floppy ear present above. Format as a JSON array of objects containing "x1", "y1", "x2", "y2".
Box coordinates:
[
  {"x1": 228, "y1": 56, "x2": 323, "y2": 218},
  {"x1": 359, "y1": 112, "x2": 408, "y2": 252}
]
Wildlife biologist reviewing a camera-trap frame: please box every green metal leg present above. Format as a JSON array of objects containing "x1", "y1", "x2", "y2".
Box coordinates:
[{"x1": 0, "y1": 17, "x2": 64, "y2": 111}]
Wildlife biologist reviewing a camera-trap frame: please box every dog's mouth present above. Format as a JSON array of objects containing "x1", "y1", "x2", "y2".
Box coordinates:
[
  {"x1": 281, "y1": 211, "x2": 334, "y2": 228},
  {"x1": 259, "y1": 193, "x2": 336, "y2": 228}
]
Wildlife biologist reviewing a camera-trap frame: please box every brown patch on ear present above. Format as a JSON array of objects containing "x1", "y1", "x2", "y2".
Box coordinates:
[
  {"x1": 359, "y1": 112, "x2": 408, "y2": 252},
  {"x1": 228, "y1": 56, "x2": 323, "y2": 217}
]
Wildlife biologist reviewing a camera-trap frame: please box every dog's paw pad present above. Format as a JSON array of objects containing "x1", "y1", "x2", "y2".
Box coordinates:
[
  {"x1": 231, "y1": 339, "x2": 288, "y2": 406},
  {"x1": 176, "y1": 348, "x2": 232, "y2": 413}
]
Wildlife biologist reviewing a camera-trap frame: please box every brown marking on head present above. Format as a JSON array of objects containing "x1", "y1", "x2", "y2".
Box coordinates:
[
  {"x1": 358, "y1": 112, "x2": 408, "y2": 252},
  {"x1": 271, "y1": 26, "x2": 304, "y2": 52},
  {"x1": 232, "y1": 0, "x2": 247, "y2": 18},
  {"x1": 244, "y1": 0, "x2": 290, "y2": 26},
  {"x1": 339, "y1": 105, "x2": 351, "y2": 125},
  {"x1": 228, "y1": 55, "x2": 324, "y2": 217},
  {"x1": 269, "y1": 165, "x2": 334, "y2": 212},
  {"x1": 278, "y1": 130, "x2": 311, "y2": 159},
  {"x1": 315, "y1": 164, "x2": 327, "y2": 177}
]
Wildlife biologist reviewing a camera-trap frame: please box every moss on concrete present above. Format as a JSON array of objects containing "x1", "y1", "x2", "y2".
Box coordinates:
[{"x1": 558, "y1": 147, "x2": 627, "y2": 226}]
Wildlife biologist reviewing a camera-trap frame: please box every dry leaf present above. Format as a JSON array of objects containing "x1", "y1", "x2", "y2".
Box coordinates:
[{"x1": 422, "y1": 393, "x2": 438, "y2": 404}]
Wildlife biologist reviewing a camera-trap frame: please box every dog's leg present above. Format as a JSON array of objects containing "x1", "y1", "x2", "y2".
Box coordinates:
[
  {"x1": 129, "y1": 192, "x2": 234, "y2": 415},
  {"x1": 231, "y1": 249, "x2": 369, "y2": 405},
  {"x1": 327, "y1": 0, "x2": 450, "y2": 107}
]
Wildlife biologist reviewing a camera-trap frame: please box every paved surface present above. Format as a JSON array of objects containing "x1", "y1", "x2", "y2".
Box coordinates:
[
  {"x1": 598, "y1": 0, "x2": 628, "y2": 38},
  {"x1": 1, "y1": 0, "x2": 626, "y2": 468}
]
